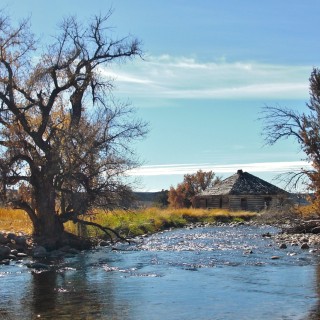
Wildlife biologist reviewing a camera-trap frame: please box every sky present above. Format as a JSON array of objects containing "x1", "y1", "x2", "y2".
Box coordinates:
[{"x1": 4, "y1": 0, "x2": 320, "y2": 192}]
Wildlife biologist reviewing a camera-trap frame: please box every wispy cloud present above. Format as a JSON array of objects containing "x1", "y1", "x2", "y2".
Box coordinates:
[
  {"x1": 129, "y1": 161, "x2": 311, "y2": 176},
  {"x1": 102, "y1": 55, "x2": 311, "y2": 101}
]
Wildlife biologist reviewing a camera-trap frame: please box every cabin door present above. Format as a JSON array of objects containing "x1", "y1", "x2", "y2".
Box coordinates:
[
  {"x1": 240, "y1": 198, "x2": 247, "y2": 210},
  {"x1": 199, "y1": 198, "x2": 207, "y2": 208}
]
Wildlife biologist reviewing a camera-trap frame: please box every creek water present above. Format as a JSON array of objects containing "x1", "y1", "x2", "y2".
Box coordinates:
[{"x1": 1, "y1": 225, "x2": 320, "y2": 320}]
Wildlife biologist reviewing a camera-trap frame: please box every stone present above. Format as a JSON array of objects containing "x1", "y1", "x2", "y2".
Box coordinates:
[
  {"x1": 311, "y1": 226, "x2": 320, "y2": 234},
  {"x1": 271, "y1": 256, "x2": 280, "y2": 260},
  {"x1": 0, "y1": 259, "x2": 10, "y2": 265},
  {"x1": 6, "y1": 233, "x2": 16, "y2": 240},
  {"x1": 288, "y1": 252, "x2": 297, "y2": 256},
  {"x1": 0, "y1": 233, "x2": 8, "y2": 244},
  {"x1": 14, "y1": 236, "x2": 27, "y2": 247},
  {"x1": 49, "y1": 250, "x2": 65, "y2": 259},
  {"x1": 10, "y1": 249, "x2": 18, "y2": 256},
  {"x1": 32, "y1": 246, "x2": 47, "y2": 258},
  {"x1": 26, "y1": 262, "x2": 50, "y2": 270},
  {"x1": 279, "y1": 243, "x2": 287, "y2": 249},
  {"x1": 60, "y1": 246, "x2": 80, "y2": 255},
  {"x1": 65, "y1": 248, "x2": 80, "y2": 255},
  {"x1": 16, "y1": 252, "x2": 28, "y2": 258},
  {"x1": 99, "y1": 241, "x2": 109, "y2": 247},
  {"x1": 60, "y1": 245, "x2": 71, "y2": 252},
  {"x1": 0, "y1": 245, "x2": 11, "y2": 259},
  {"x1": 262, "y1": 232, "x2": 272, "y2": 238},
  {"x1": 301, "y1": 243, "x2": 310, "y2": 250}
]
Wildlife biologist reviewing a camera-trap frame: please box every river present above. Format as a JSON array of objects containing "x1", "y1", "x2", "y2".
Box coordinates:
[{"x1": 1, "y1": 225, "x2": 320, "y2": 319}]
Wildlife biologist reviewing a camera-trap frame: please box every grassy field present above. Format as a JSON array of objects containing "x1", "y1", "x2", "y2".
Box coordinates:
[{"x1": 0, "y1": 207, "x2": 257, "y2": 239}]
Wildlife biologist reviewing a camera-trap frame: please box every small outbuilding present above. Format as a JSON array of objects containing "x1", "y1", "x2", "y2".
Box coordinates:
[{"x1": 194, "y1": 169, "x2": 288, "y2": 211}]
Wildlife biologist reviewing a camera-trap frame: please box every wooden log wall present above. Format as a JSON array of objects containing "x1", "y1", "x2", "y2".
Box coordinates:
[{"x1": 196, "y1": 195, "x2": 285, "y2": 211}]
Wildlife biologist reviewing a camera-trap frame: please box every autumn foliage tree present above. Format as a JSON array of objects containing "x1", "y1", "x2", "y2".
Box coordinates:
[
  {"x1": 262, "y1": 67, "x2": 320, "y2": 210},
  {"x1": 0, "y1": 11, "x2": 147, "y2": 246},
  {"x1": 168, "y1": 170, "x2": 220, "y2": 208}
]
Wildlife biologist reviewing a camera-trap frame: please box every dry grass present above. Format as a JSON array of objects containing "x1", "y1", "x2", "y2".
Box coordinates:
[
  {"x1": 0, "y1": 206, "x2": 256, "y2": 238},
  {"x1": 71, "y1": 207, "x2": 257, "y2": 239},
  {"x1": 295, "y1": 203, "x2": 320, "y2": 219},
  {"x1": 0, "y1": 207, "x2": 33, "y2": 234}
]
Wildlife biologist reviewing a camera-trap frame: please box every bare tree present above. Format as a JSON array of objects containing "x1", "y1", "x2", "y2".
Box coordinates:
[
  {"x1": 261, "y1": 68, "x2": 320, "y2": 200},
  {"x1": 0, "y1": 11, "x2": 148, "y2": 246}
]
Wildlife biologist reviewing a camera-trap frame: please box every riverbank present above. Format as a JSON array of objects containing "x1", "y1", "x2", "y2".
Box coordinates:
[
  {"x1": 1, "y1": 206, "x2": 320, "y2": 265},
  {"x1": 0, "y1": 207, "x2": 255, "y2": 264},
  {"x1": 2, "y1": 220, "x2": 320, "y2": 265},
  {"x1": 0, "y1": 207, "x2": 256, "y2": 238}
]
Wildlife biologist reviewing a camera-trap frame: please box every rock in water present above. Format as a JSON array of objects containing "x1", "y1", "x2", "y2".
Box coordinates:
[
  {"x1": 0, "y1": 233, "x2": 8, "y2": 244},
  {"x1": 301, "y1": 243, "x2": 310, "y2": 250},
  {"x1": 16, "y1": 252, "x2": 28, "y2": 258},
  {"x1": 32, "y1": 246, "x2": 47, "y2": 258},
  {"x1": 26, "y1": 262, "x2": 50, "y2": 270},
  {"x1": 15, "y1": 236, "x2": 27, "y2": 247},
  {"x1": 0, "y1": 245, "x2": 11, "y2": 259}
]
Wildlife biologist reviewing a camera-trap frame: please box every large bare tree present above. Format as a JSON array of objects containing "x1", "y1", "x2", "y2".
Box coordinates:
[
  {"x1": 0, "y1": 12, "x2": 148, "y2": 246},
  {"x1": 261, "y1": 67, "x2": 320, "y2": 205}
]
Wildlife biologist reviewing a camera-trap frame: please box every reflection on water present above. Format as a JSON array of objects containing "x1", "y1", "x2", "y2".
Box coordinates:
[
  {"x1": 1, "y1": 225, "x2": 320, "y2": 319},
  {"x1": 307, "y1": 263, "x2": 320, "y2": 320}
]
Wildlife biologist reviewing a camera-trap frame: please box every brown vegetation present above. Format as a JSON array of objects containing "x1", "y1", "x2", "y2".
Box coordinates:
[{"x1": 168, "y1": 170, "x2": 220, "y2": 208}]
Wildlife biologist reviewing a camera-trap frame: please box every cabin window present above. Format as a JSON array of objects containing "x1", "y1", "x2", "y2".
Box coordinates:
[
  {"x1": 219, "y1": 197, "x2": 223, "y2": 208},
  {"x1": 264, "y1": 197, "x2": 272, "y2": 209},
  {"x1": 240, "y1": 198, "x2": 247, "y2": 210}
]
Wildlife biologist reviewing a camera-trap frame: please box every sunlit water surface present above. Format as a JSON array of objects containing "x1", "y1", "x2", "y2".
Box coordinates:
[{"x1": 1, "y1": 225, "x2": 320, "y2": 319}]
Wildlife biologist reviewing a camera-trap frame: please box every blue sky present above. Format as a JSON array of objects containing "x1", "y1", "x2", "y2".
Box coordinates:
[{"x1": 5, "y1": 0, "x2": 320, "y2": 191}]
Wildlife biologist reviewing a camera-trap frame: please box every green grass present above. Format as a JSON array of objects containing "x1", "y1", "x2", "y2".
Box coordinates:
[{"x1": 0, "y1": 206, "x2": 256, "y2": 239}]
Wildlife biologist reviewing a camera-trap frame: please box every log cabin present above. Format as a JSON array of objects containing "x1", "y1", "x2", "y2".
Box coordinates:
[{"x1": 194, "y1": 169, "x2": 288, "y2": 211}]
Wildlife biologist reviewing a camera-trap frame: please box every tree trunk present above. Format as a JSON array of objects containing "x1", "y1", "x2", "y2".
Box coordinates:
[{"x1": 33, "y1": 178, "x2": 64, "y2": 241}]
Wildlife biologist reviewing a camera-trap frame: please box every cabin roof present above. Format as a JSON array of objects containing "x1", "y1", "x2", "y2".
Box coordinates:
[{"x1": 198, "y1": 169, "x2": 287, "y2": 196}]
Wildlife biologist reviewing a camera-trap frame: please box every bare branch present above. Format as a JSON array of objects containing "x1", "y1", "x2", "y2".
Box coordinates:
[
  {"x1": 10, "y1": 199, "x2": 38, "y2": 228},
  {"x1": 61, "y1": 215, "x2": 130, "y2": 244},
  {"x1": 260, "y1": 105, "x2": 305, "y2": 146}
]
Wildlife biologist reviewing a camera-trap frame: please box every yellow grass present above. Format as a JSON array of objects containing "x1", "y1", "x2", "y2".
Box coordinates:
[
  {"x1": 70, "y1": 207, "x2": 257, "y2": 239},
  {"x1": 295, "y1": 203, "x2": 320, "y2": 219},
  {"x1": 0, "y1": 207, "x2": 33, "y2": 234},
  {"x1": 0, "y1": 206, "x2": 256, "y2": 238}
]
